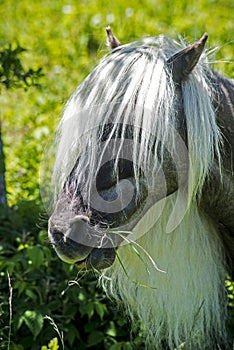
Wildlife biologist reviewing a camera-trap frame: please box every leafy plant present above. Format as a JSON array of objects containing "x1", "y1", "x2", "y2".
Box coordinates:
[
  {"x1": 0, "y1": 203, "x2": 144, "y2": 349},
  {"x1": 0, "y1": 43, "x2": 43, "y2": 90},
  {"x1": 41, "y1": 338, "x2": 60, "y2": 350}
]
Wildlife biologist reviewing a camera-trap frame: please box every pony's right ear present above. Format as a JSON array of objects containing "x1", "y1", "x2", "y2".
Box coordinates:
[
  {"x1": 167, "y1": 33, "x2": 208, "y2": 83},
  {"x1": 106, "y1": 26, "x2": 121, "y2": 49}
]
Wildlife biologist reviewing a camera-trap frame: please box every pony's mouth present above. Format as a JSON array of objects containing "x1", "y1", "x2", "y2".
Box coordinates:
[
  {"x1": 74, "y1": 247, "x2": 116, "y2": 270},
  {"x1": 48, "y1": 215, "x2": 118, "y2": 269}
]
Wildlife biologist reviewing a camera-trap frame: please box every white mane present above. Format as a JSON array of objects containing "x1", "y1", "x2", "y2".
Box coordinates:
[
  {"x1": 53, "y1": 35, "x2": 221, "y2": 204},
  {"x1": 101, "y1": 193, "x2": 227, "y2": 349}
]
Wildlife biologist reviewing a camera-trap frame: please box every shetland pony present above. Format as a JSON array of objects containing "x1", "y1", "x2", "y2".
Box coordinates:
[{"x1": 48, "y1": 28, "x2": 234, "y2": 349}]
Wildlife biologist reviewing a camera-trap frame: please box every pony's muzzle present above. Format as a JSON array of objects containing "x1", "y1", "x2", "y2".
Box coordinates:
[{"x1": 48, "y1": 215, "x2": 117, "y2": 269}]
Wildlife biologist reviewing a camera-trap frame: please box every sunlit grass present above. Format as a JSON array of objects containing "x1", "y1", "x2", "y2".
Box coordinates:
[{"x1": 0, "y1": 0, "x2": 233, "y2": 204}]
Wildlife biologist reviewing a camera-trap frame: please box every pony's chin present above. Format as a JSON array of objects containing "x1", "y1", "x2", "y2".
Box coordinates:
[{"x1": 54, "y1": 246, "x2": 116, "y2": 270}]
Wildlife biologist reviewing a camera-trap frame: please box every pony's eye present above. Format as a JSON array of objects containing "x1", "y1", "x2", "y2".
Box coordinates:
[{"x1": 96, "y1": 158, "x2": 134, "y2": 191}]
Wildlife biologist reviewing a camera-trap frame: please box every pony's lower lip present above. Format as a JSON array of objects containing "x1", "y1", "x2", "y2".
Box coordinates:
[
  {"x1": 75, "y1": 258, "x2": 88, "y2": 269},
  {"x1": 74, "y1": 247, "x2": 116, "y2": 270}
]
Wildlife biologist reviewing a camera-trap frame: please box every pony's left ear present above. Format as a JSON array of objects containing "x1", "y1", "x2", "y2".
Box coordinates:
[
  {"x1": 106, "y1": 26, "x2": 121, "y2": 49},
  {"x1": 167, "y1": 33, "x2": 208, "y2": 83}
]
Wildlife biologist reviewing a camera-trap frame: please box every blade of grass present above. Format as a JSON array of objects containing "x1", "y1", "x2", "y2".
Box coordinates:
[
  {"x1": 44, "y1": 315, "x2": 64, "y2": 350},
  {"x1": 109, "y1": 230, "x2": 166, "y2": 274},
  {"x1": 7, "y1": 272, "x2": 13, "y2": 350},
  {"x1": 115, "y1": 249, "x2": 158, "y2": 290}
]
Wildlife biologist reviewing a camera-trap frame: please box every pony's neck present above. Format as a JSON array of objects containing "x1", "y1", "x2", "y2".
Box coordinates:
[
  {"x1": 212, "y1": 70, "x2": 234, "y2": 168},
  {"x1": 199, "y1": 70, "x2": 234, "y2": 278}
]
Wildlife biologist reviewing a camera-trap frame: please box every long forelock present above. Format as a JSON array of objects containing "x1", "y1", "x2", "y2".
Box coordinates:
[{"x1": 53, "y1": 35, "x2": 222, "y2": 205}]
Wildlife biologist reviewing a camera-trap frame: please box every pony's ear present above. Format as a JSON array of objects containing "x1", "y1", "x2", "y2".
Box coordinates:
[
  {"x1": 167, "y1": 33, "x2": 208, "y2": 83},
  {"x1": 106, "y1": 26, "x2": 121, "y2": 49}
]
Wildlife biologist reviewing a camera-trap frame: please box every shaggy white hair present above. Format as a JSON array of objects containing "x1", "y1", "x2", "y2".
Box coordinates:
[
  {"x1": 53, "y1": 35, "x2": 227, "y2": 349},
  {"x1": 101, "y1": 195, "x2": 227, "y2": 349},
  {"x1": 53, "y1": 35, "x2": 221, "y2": 204}
]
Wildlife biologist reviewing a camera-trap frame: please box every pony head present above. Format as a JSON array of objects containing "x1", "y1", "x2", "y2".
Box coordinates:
[{"x1": 48, "y1": 30, "x2": 219, "y2": 269}]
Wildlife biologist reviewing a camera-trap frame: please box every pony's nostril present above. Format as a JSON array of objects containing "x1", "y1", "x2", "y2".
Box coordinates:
[
  {"x1": 69, "y1": 215, "x2": 90, "y2": 225},
  {"x1": 48, "y1": 227, "x2": 65, "y2": 246}
]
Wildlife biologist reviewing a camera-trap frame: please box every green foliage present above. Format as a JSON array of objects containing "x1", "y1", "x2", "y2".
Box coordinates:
[
  {"x1": 41, "y1": 338, "x2": 60, "y2": 350},
  {"x1": 0, "y1": 0, "x2": 233, "y2": 349},
  {"x1": 0, "y1": 43, "x2": 43, "y2": 89},
  {"x1": 18, "y1": 310, "x2": 44, "y2": 339},
  {"x1": 0, "y1": 203, "x2": 144, "y2": 349}
]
